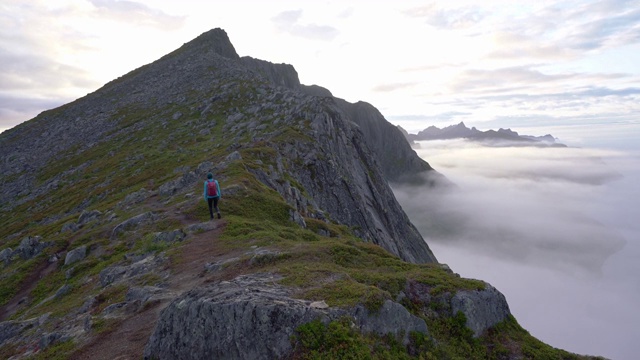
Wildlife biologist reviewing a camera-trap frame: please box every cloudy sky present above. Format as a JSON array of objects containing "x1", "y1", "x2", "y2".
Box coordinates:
[{"x1": 2, "y1": 0, "x2": 640, "y2": 134}]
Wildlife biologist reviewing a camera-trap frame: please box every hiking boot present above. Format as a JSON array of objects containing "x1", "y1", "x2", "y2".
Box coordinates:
[{"x1": 217, "y1": 213, "x2": 222, "y2": 219}]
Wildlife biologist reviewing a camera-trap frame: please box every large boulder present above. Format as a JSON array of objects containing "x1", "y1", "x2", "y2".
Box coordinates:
[
  {"x1": 16, "y1": 236, "x2": 50, "y2": 260},
  {"x1": 143, "y1": 273, "x2": 428, "y2": 360},
  {"x1": 111, "y1": 212, "x2": 156, "y2": 239},
  {"x1": 451, "y1": 284, "x2": 511, "y2": 337},
  {"x1": 64, "y1": 245, "x2": 87, "y2": 266},
  {"x1": 352, "y1": 300, "x2": 429, "y2": 345}
]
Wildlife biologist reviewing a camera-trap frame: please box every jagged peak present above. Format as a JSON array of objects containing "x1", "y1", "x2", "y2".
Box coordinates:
[{"x1": 179, "y1": 28, "x2": 240, "y2": 60}]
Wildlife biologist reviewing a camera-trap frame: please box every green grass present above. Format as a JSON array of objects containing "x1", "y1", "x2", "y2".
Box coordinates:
[
  {"x1": 292, "y1": 317, "x2": 419, "y2": 360},
  {"x1": 0, "y1": 257, "x2": 40, "y2": 306},
  {"x1": 28, "y1": 339, "x2": 76, "y2": 360}
]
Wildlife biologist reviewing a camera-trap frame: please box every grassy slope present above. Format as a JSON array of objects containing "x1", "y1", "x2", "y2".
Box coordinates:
[{"x1": 0, "y1": 80, "x2": 602, "y2": 359}]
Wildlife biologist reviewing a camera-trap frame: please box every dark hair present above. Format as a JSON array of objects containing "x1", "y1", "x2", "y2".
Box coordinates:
[{"x1": 207, "y1": 173, "x2": 213, "y2": 179}]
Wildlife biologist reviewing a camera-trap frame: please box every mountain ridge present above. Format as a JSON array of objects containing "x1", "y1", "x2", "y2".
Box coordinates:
[
  {"x1": 0, "y1": 28, "x2": 599, "y2": 359},
  {"x1": 403, "y1": 121, "x2": 566, "y2": 147}
]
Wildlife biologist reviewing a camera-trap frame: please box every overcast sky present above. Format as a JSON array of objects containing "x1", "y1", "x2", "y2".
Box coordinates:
[{"x1": 2, "y1": 0, "x2": 640, "y2": 134}]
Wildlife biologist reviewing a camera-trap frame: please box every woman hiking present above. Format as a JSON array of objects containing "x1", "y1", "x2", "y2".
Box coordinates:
[{"x1": 203, "y1": 173, "x2": 221, "y2": 220}]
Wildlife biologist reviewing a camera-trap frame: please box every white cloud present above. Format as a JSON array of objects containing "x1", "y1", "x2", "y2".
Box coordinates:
[
  {"x1": 87, "y1": 0, "x2": 185, "y2": 29},
  {"x1": 0, "y1": 0, "x2": 188, "y2": 129},
  {"x1": 404, "y1": 4, "x2": 487, "y2": 30},
  {"x1": 271, "y1": 9, "x2": 339, "y2": 41},
  {"x1": 393, "y1": 138, "x2": 640, "y2": 359}
]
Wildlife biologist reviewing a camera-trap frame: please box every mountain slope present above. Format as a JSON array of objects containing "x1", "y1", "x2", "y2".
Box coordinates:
[{"x1": 0, "y1": 29, "x2": 599, "y2": 359}]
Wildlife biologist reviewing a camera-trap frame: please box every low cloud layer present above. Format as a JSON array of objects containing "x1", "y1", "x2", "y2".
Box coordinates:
[{"x1": 393, "y1": 138, "x2": 639, "y2": 359}]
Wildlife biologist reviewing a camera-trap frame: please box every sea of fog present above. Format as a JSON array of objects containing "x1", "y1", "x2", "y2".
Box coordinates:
[{"x1": 393, "y1": 122, "x2": 640, "y2": 360}]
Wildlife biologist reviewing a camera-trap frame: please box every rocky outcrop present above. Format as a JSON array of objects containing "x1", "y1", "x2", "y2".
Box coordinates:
[
  {"x1": 152, "y1": 229, "x2": 186, "y2": 244},
  {"x1": 241, "y1": 57, "x2": 301, "y2": 89},
  {"x1": 352, "y1": 300, "x2": 429, "y2": 344},
  {"x1": 242, "y1": 95, "x2": 437, "y2": 263},
  {"x1": 98, "y1": 254, "x2": 165, "y2": 287},
  {"x1": 451, "y1": 284, "x2": 511, "y2": 337},
  {"x1": 15, "y1": 236, "x2": 51, "y2": 260},
  {"x1": 404, "y1": 280, "x2": 511, "y2": 338},
  {"x1": 144, "y1": 274, "x2": 428, "y2": 360},
  {"x1": 333, "y1": 99, "x2": 434, "y2": 183}
]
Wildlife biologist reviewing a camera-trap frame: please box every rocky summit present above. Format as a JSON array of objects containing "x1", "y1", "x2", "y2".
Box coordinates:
[{"x1": 0, "y1": 28, "x2": 599, "y2": 359}]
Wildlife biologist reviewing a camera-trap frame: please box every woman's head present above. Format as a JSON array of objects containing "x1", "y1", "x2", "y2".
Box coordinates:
[{"x1": 207, "y1": 173, "x2": 213, "y2": 179}]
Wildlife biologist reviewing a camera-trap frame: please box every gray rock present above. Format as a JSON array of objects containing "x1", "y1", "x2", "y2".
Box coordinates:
[
  {"x1": 158, "y1": 171, "x2": 197, "y2": 197},
  {"x1": 310, "y1": 300, "x2": 329, "y2": 309},
  {"x1": 61, "y1": 222, "x2": 79, "y2": 233},
  {"x1": 0, "y1": 317, "x2": 39, "y2": 346},
  {"x1": 40, "y1": 332, "x2": 66, "y2": 349},
  {"x1": 54, "y1": 284, "x2": 72, "y2": 299},
  {"x1": 451, "y1": 284, "x2": 511, "y2": 338},
  {"x1": 99, "y1": 255, "x2": 164, "y2": 287},
  {"x1": 153, "y1": 229, "x2": 186, "y2": 244},
  {"x1": 204, "y1": 257, "x2": 239, "y2": 273},
  {"x1": 144, "y1": 273, "x2": 342, "y2": 360},
  {"x1": 99, "y1": 266, "x2": 128, "y2": 287},
  {"x1": 0, "y1": 248, "x2": 13, "y2": 266},
  {"x1": 117, "y1": 188, "x2": 150, "y2": 208},
  {"x1": 352, "y1": 300, "x2": 428, "y2": 345},
  {"x1": 247, "y1": 248, "x2": 282, "y2": 266},
  {"x1": 195, "y1": 161, "x2": 214, "y2": 176},
  {"x1": 16, "y1": 236, "x2": 50, "y2": 260},
  {"x1": 184, "y1": 221, "x2": 221, "y2": 234},
  {"x1": 64, "y1": 245, "x2": 87, "y2": 266},
  {"x1": 226, "y1": 113, "x2": 244, "y2": 124},
  {"x1": 144, "y1": 273, "x2": 428, "y2": 360},
  {"x1": 78, "y1": 297, "x2": 97, "y2": 314},
  {"x1": 289, "y1": 209, "x2": 306, "y2": 228},
  {"x1": 225, "y1": 151, "x2": 242, "y2": 162},
  {"x1": 125, "y1": 287, "x2": 152, "y2": 303},
  {"x1": 78, "y1": 209, "x2": 102, "y2": 225},
  {"x1": 102, "y1": 302, "x2": 127, "y2": 316},
  {"x1": 111, "y1": 212, "x2": 156, "y2": 239}
]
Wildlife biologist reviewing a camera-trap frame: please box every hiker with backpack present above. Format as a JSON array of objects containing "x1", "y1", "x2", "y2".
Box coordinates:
[{"x1": 204, "y1": 173, "x2": 221, "y2": 220}]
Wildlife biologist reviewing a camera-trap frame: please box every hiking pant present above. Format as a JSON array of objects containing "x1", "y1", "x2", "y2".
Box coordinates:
[{"x1": 207, "y1": 197, "x2": 220, "y2": 218}]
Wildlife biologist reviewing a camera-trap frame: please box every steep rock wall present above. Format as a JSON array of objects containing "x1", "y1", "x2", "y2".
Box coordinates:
[{"x1": 239, "y1": 57, "x2": 436, "y2": 184}]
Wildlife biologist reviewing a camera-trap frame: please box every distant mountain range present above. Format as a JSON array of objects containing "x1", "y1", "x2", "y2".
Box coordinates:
[{"x1": 400, "y1": 122, "x2": 566, "y2": 147}]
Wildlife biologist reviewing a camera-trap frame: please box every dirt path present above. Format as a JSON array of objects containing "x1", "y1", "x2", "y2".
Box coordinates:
[
  {"x1": 0, "y1": 258, "x2": 58, "y2": 322},
  {"x1": 70, "y1": 198, "x2": 232, "y2": 360}
]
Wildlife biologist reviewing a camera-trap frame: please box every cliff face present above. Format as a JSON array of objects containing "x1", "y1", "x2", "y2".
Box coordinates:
[
  {"x1": 0, "y1": 28, "x2": 592, "y2": 359},
  {"x1": 238, "y1": 56, "x2": 436, "y2": 184}
]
